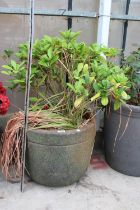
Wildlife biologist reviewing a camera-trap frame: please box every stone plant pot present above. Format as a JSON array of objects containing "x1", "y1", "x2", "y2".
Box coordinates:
[
  {"x1": 104, "y1": 103, "x2": 140, "y2": 176},
  {"x1": 26, "y1": 121, "x2": 96, "y2": 187}
]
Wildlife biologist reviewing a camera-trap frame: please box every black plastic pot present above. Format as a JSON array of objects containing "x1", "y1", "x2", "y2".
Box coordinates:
[
  {"x1": 26, "y1": 120, "x2": 96, "y2": 187},
  {"x1": 104, "y1": 103, "x2": 140, "y2": 176}
]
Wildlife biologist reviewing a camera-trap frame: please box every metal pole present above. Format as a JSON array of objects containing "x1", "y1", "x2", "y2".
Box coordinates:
[
  {"x1": 122, "y1": 0, "x2": 131, "y2": 53},
  {"x1": 20, "y1": 0, "x2": 34, "y2": 192},
  {"x1": 66, "y1": 0, "x2": 73, "y2": 83},
  {"x1": 68, "y1": 0, "x2": 73, "y2": 29},
  {"x1": 97, "y1": 0, "x2": 112, "y2": 46}
]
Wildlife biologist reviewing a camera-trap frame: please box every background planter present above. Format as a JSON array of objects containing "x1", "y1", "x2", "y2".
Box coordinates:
[
  {"x1": 104, "y1": 103, "x2": 140, "y2": 176},
  {"x1": 26, "y1": 121, "x2": 96, "y2": 187}
]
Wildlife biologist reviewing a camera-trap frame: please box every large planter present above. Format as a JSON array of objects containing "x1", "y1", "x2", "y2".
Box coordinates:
[
  {"x1": 26, "y1": 120, "x2": 96, "y2": 186},
  {"x1": 104, "y1": 103, "x2": 140, "y2": 176}
]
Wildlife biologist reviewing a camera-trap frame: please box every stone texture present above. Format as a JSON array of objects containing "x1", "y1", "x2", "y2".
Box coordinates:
[{"x1": 26, "y1": 122, "x2": 96, "y2": 186}]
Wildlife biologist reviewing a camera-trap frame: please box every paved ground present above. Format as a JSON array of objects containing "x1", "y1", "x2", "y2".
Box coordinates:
[{"x1": 0, "y1": 152, "x2": 140, "y2": 210}]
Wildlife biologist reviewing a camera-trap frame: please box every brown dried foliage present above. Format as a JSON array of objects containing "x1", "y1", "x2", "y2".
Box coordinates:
[
  {"x1": 1, "y1": 111, "x2": 76, "y2": 181},
  {"x1": 1, "y1": 111, "x2": 39, "y2": 182}
]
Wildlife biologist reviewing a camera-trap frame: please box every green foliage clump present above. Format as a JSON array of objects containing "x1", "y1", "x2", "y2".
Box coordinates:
[
  {"x1": 122, "y1": 48, "x2": 140, "y2": 105},
  {"x1": 1, "y1": 30, "x2": 131, "y2": 127}
]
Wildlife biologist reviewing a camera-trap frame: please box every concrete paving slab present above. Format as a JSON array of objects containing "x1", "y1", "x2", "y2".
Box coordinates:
[{"x1": 0, "y1": 153, "x2": 140, "y2": 210}]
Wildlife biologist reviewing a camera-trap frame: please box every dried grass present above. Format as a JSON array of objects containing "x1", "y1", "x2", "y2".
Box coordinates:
[{"x1": 1, "y1": 110, "x2": 76, "y2": 181}]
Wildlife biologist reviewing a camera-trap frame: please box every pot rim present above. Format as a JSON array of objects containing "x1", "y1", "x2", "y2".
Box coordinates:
[
  {"x1": 27, "y1": 119, "x2": 96, "y2": 135},
  {"x1": 116, "y1": 103, "x2": 140, "y2": 112},
  {"x1": 109, "y1": 102, "x2": 140, "y2": 118}
]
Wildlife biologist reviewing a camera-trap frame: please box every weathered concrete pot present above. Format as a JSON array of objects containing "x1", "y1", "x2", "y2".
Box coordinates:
[
  {"x1": 26, "y1": 121, "x2": 96, "y2": 186},
  {"x1": 104, "y1": 103, "x2": 140, "y2": 176}
]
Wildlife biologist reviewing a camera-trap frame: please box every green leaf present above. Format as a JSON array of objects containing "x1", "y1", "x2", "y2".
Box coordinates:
[
  {"x1": 39, "y1": 61, "x2": 48, "y2": 67},
  {"x1": 2, "y1": 65, "x2": 13, "y2": 71},
  {"x1": 101, "y1": 96, "x2": 109, "y2": 106},
  {"x1": 13, "y1": 79, "x2": 25, "y2": 84},
  {"x1": 75, "y1": 81, "x2": 85, "y2": 93},
  {"x1": 89, "y1": 76, "x2": 95, "y2": 83},
  {"x1": 1, "y1": 71, "x2": 10, "y2": 75},
  {"x1": 4, "y1": 49, "x2": 14, "y2": 58},
  {"x1": 29, "y1": 97, "x2": 39, "y2": 103},
  {"x1": 48, "y1": 47, "x2": 53, "y2": 58},
  {"x1": 84, "y1": 74, "x2": 90, "y2": 84},
  {"x1": 30, "y1": 105, "x2": 42, "y2": 112},
  {"x1": 74, "y1": 96, "x2": 84, "y2": 108},
  {"x1": 93, "y1": 83, "x2": 100, "y2": 92},
  {"x1": 77, "y1": 63, "x2": 84, "y2": 72},
  {"x1": 114, "y1": 101, "x2": 121, "y2": 110},
  {"x1": 102, "y1": 80, "x2": 109, "y2": 88},
  {"x1": 67, "y1": 83, "x2": 75, "y2": 92},
  {"x1": 121, "y1": 91, "x2": 128, "y2": 100},
  {"x1": 91, "y1": 92, "x2": 101, "y2": 102},
  {"x1": 11, "y1": 60, "x2": 17, "y2": 70},
  {"x1": 83, "y1": 64, "x2": 88, "y2": 73}
]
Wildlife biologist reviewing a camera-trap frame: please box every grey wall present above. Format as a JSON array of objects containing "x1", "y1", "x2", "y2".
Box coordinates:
[
  {"x1": 0, "y1": 0, "x2": 98, "y2": 61},
  {"x1": 109, "y1": 0, "x2": 140, "y2": 55},
  {"x1": 0, "y1": 0, "x2": 139, "y2": 63}
]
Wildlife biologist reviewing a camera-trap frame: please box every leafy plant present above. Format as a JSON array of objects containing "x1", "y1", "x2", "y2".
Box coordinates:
[
  {"x1": 2, "y1": 49, "x2": 14, "y2": 59},
  {"x1": 122, "y1": 48, "x2": 140, "y2": 105},
  {"x1": 1, "y1": 31, "x2": 132, "y2": 181},
  {"x1": 2, "y1": 30, "x2": 131, "y2": 127}
]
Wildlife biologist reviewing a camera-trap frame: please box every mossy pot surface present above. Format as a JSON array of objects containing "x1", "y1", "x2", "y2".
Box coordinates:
[
  {"x1": 26, "y1": 120, "x2": 96, "y2": 187},
  {"x1": 104, "y1": 103, "x2": 140, "y2": 176}
]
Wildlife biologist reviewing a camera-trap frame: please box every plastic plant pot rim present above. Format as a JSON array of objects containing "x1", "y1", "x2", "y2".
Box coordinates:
[{"x1": 110, "y1": 102, "x2": 140, "y2": 117}]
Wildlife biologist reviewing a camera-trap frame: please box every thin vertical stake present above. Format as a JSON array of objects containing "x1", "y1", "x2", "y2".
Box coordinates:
[
  {"x1": 67, "y1": 0, "x2": 73, "y2": 83},
  {"x1": 68, "y1": 0, "x2": 73, "y2": 30},
  {"x1": 20, "y1": 0, "x2": 34, "y2": 192},
  {"x1": 121, "y1": 0, "x2": 131, "y2": 63}
]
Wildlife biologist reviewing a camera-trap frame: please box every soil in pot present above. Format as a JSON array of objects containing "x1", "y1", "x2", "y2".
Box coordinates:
[
  {"x1": 104, "y1": 103, "x2": 140, "y2": 177},
  {"x1": 26, "y1": 120, "x2": 96, "y2": 187}
]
